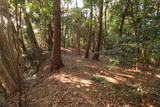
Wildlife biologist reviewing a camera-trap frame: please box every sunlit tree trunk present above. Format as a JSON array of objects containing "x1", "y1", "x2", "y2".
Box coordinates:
[{"x1": 51, "y1": 0, "x2": 64, "y2": 70}]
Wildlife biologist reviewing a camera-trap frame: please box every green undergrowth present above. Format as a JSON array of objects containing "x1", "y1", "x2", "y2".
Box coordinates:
[
  {"x1": 154, "y1": 78, "x2": 160, "y2": 87},
  {"x1": 119, "y1": 83, "x2": 142, "y2": 102},
  {"x1": 0, "y1": 94, "x2": 5, "y2": 106},
  {"x1": 91, "y1": 77, "x2": 113, "y2": 87},
  {"x1": 24, "y1": 73, "x2": 37, "y2": 80}
]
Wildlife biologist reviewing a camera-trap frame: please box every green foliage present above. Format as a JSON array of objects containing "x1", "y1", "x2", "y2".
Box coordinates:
[
  {"x1": 99, "y1": 35, "x2": 139, "y2": 66},
  {"x1": 91, "y1": 77, "x2": 103, "y2": 83},
  {"x1": 83, "y1": 0, "x2": 101, "y2": 7},
  {"x1": 109, "y1": 58, "x2": 120, "y2": 65},
  {"x1": 105, "y1": 57, "x2": 120, "y2": 70},
  {"x1": 91, "y1": 77, "x2": 113, "y2": 86},
  {"x1": 119, "y1": 83, "x2": 141, "y2": 101},
  {"x1": 0, "y1": 94, "x2": 5, "y2": 106},
  {"x1": 119, "y1": 83, "x2": 129, "y2": 90},
  {"x1": 154, "y1": 78, "x2": 160, "y2": 87},
  {"x1": 104, "y1": 0, "x2": 160, "y2": 67},
  {"x1": 24, "y1": 73, "x2": 37, "y2": 80},
  {"x1": 129, "y1": 87, "x2": 141, "y2": 101}
]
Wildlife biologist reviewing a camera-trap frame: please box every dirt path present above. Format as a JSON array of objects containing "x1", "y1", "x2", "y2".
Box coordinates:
[{"x1": 7, "y1": 48, "x2": 160, "y2": 107}]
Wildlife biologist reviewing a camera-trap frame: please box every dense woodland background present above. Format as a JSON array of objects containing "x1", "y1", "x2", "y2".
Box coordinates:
[{"x1": 0, "y1": 0, "x2": 160, "y2": 106}]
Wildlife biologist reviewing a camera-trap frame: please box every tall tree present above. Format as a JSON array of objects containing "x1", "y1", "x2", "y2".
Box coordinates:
[
  {"x1": 0, "y1": 0, "x2": 23, "y2": 94},
  {"x1": 24, "y1": 11, "x2": 41, "y2": 57},
  {"x1": 51, "y1": 0, "x2": 64, "y2": 70},
  {"x1": 93, "y1": 0, "x2": 104, "y2": 60},
  {"x1": 84, "y1": 0, "x2": 93, "y2": 58},
  {"x1": 75, "y1": 0, "x2": 81, "y2": 55}
]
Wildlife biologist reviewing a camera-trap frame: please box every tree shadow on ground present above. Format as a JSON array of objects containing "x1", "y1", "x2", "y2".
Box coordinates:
[{"x1": 7, "y1": 48, "x2": 160, "y2": 107}]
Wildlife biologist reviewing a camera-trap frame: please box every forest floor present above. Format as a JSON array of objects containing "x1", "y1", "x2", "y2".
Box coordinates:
[{"x1": 7, "y1": 48, "x2": 160, "y2": 107}]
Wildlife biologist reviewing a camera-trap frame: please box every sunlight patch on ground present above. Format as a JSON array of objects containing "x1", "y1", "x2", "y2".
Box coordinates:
[
  {"x1": 125, "y1": 69, "x2": 142, "y2": 73},
  {"x1": 147, "y1": 104, "x2": 154, "y2": 107},
  {"x1": 101, "y1": 69, "x2": 135, "y2": 80},
  {"x1": 114, "y1": 72, "x2": 135, "y2": 79},
  {"x1": 100, "y1": 70, "x2": 135, "y2": 82},
  {"x1": 85, "y1": 65, "x2": 96, "y2": 69},
  {"x1": 124, "y1": 74, "x2": 135, "y2": 79},
  {"x1": 48, "y1": 73, "x2": 93, "y2": 87},
  {"x1": 156, "y1": 74, "x2": 160, "y2": 78},
  {"x1": 62, "y1": 48, "x2": 72, "y2": 52},
  {"x1": 93, "y1": 74, "x2": 119, "y2": 84},
  {"x1": 76, "y1": 59, "x2": 82, "y2": 63}
]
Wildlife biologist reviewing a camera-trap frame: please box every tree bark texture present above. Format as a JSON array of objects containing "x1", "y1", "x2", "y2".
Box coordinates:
[{"x1": 51, "y1": 0, "x2": 64, "y2": 70}]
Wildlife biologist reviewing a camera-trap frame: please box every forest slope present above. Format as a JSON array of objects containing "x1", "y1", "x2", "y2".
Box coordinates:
[{"x1": 7, "y1": 48, "x2": 160, "y2": 107}]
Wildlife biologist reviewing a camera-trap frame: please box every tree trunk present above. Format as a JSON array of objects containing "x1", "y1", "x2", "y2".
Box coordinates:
[
  {"x1": 76, "y1": 0, "x2": 81, "y2": 55},
  {"x1": 93, "y1": 0, "x2": 104, "y2": 60},
  {"x1": 119, "y1": 16, "x2": 125, "y2": 37},
  {"x1": 104, "y1": 0, "x2": 109, "y2": 30},
  {"x1": 76, "y1": 29, "x2": 81, "y2": 55},
  {"x1": 119, "y1": 0, "x2": 130, "y2": 37},
  {"x1": 0, "y1": 1, "x2": 22, "y2": 93},
  {"x1": 103, "y1": 0, "x2": 109, "y2": 50},
  {"x1": 0, "y1": 63, "x2": 18, "y2": 94},
  {"x1": 24, "y1": 12, "x2": 41, "y2": 57},
  {"x1": 47, "y1": 23, "x2": 53, "y2": 51},
  {"x1": 0, "y1": 28, "x2": 18, "y2": 94},
  {"x1": 84, "y1": 0, "x2": 93, "y2": 58},
  {"x1": 51, "y1": 0, "x2": 64, "y2": 70}
]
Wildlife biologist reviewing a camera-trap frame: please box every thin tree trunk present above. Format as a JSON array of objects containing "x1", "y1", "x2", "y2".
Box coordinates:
[
  {"x1": 76, "y1": 29, "x2": 81, "y2": 55},
  {"x1": 119, "y1": 16, "x2": 125, "y2": 37},
  {"x1": 47, "y1": 23, "x2": 53, "y2": 50},
  {"x1": 119, "y1": 0, "x2": 130, "y2": 37},
  {"x1": 93, "y1": 0, "x2": 104, "y2": 60},
  {"x1": 84, "y1": 0, "x2": 93, "y2": 58},
  {"x1": 76, "y1": 0, "x2": 81, "y2": 55},
  {"x1": 104, "y1": 0, "x2": 109, "y2": 30}
]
